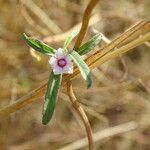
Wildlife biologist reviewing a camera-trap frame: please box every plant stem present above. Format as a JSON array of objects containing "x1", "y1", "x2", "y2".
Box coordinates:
[
  {"x1": 65, "y1": 20, "x2": 150, "y2": 81},
  {"x1": 90, "y1": 32, "x2": 150, "y2": 70},
  {"x1": 68, "y1": 1, "x2": 100, "y2": 149},
  {"x1": 74, "y1": 0, "x2": 100, "y2": 49},
  {"x1": 67, "y1": 80, "x2": 94, "y2": 150}
]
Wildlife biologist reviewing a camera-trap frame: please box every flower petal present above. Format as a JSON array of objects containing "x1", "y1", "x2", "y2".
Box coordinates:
[
  {"x1": 53, "y1": 66, "x2": 63, "y2": 75},
  {"x1": 55, "y1": 48, "x2": 66, "y2": 59},
  {"x1": 49, "y1": 57, "x2": 56, "y2": 65},
  {"x1": 49, "y1": 48, "x2": 73, "y2": 75}
]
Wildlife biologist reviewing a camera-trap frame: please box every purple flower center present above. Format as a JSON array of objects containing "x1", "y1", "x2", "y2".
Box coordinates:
[{"x1": 57, "y1": 58, "x2": 67, "y2": 68}]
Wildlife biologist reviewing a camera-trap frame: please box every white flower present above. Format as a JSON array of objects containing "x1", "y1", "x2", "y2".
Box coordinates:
[{"x1": 49, "y1": 48, "x2": 73, "y2": 75}]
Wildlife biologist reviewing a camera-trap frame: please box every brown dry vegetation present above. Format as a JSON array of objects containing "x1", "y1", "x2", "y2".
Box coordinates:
[{"x1": 0, "y1": 0, "x2": 150, "y2": 150}]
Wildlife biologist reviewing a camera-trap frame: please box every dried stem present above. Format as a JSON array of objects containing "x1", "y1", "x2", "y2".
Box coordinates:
[
  {"x1": 66, "y1": 20, "x2": 149, "y2": 80},
  {"x1": 74, "y1": 0, "x2": 100, "y2": 49},
  {"x1": 67, "y1": 81, "x2": 94, "y2": 150},
  {"x1": 67, "y1": 1, "x2": 100, "y2": 149},
  {"x1": 65, "y1": 32, "x2": 149, "y2": 149},
  {"x1": 43, "y1": 14, "x2": 100, "y2": 43},
  {"x1": 21, "y1": 0, "x2": 62, "y2": 34},
  {"x1": 59, "y1": 121, "x2": 138, "y2": 150},
  {"x1": 0, "y1": 84, "x2": 46, "y2": 117},
  {"x1": 20, "y1": 4, "x2": 49, "y2": 35},
  {"x1": 88, "y1": 32, "x2": 150, "y2": 70}
]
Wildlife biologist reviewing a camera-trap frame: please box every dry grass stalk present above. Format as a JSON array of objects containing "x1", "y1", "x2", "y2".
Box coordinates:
[
  {"x1": 64, "y1": 19, "x2": 150, "y2": 80},
  {"x1": 21, "y1": 0, "x2": 62, "y2": 34},
  {"x1": 7, "y1": 121, "x2": 137, "y2": 150},
  {"x1": 59, "y1": 121, "x2": 138, "y2": 150},
  {"x1": 43, "y1": 13, "x2": 100, "y2": 43},
  {"x1": 21, "y1": 5, "x2": 49, "y2": 35}
]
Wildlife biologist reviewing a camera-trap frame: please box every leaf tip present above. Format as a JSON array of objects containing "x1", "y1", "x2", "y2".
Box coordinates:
[
  {"x1": 22, "y1": 33, "x2": 28, "y2": 41},
  {"x1": 87, "y1": 73, "x2": 92, "y2": 88},
  {"x1": 42, "y1": 117, "x2": 49, "y2": 125}
]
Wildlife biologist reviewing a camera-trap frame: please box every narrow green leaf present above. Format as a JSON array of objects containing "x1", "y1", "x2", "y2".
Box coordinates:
[
  {"x1": 22, "y1": 33, "x2": 55, "y2": 55},
  {"x1": 69, "y1": 51, "x2": 92, "y2": 88},
  {"x1": 63, "y1": 30, "x2": 79, "y2": 50},
  {"x1": 77, "y1": 33, "x2": 102, "y2": 55},
  {"x1": 42, "y1": 72, "x2": 62, "y2": 125}
]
